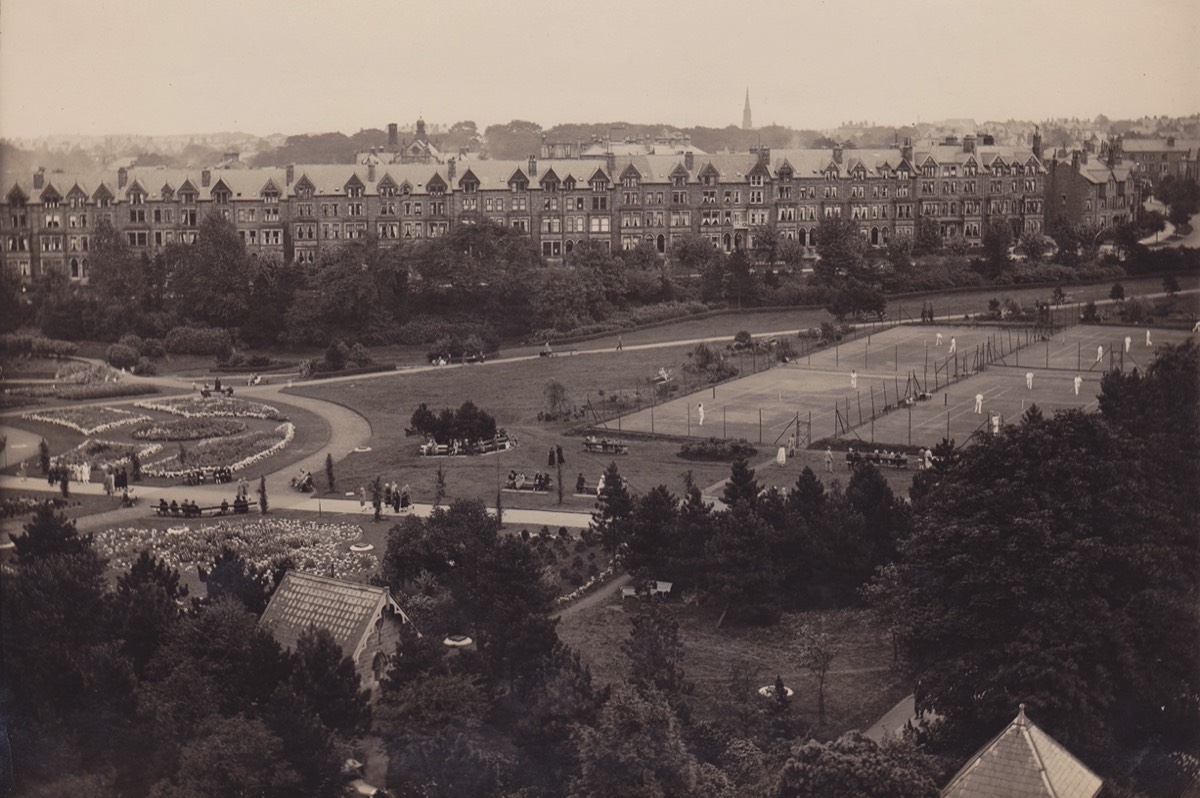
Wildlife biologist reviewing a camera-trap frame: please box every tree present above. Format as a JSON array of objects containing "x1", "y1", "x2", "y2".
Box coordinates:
[
  {"x1": 722, "y1": 456, "x2": 760, "y2": 510},
  {"x1": 702, "y1": 505, "x2": 781, "y2": 626},
  {"x1": 889, "y1": 404, "x2": 1199, "y2": 756},
  {"x1": 257, "y1": 474, "x2": 268, "y2": 514},
  {"x1": 592, "y1": 461, "x2": 635, "y2": 553},
  {"x1": 12, "y1": 502, "x2": 93, "y2": 562},
  {"x1": 669, "y1": 232, "x2": 719, "y2": 276},
  {"x1": 1109, "y1": 282, "x2": 1125, "y2": 303},
  {"x1": 37, "y1": 437, "x2": 50, "y2": 475},
  {"x1": 774, "y1": 733, "x2": 938, "y2": 798},
  {"x1": 113, "y1": 550, "x2": 188, "y2": 675},
  {"x1": 572, "y1": 686, "x2": 706, "y2": 798},
  {"x1": 981, "y1": 219, "x2": 1013, "y2": 276},
  {"x1": 544, "y1": 379, "x2": 570, "y2": 418},
  {"x1": 752, "y1": 225, "x2": 781, "y2": 266},
  {"x1": 324, "y1": 453, "x2": 335, "y2": 493},
  {"x1": 625, "y1": 484, "x2": 680, "y2": 575},
  {"x1": 148, "y1": 714, "x2": 303, "y2": 798},
  {"x1": 197, "y1": 547, "x2": 274, "y2": 614},
  {"x1": 622, "y1": 603, "x2": 693, "y2": 704},
  {"x1": 725, "y1": 248, "x2": 757, "y2": 308},
  {"x1": 884, "y1": 233, "x2": 914, "y2": 271},
  {"x1": 795, "y1": 624, "x2": 840, "y2": 724},
  {"x1": 164, "y1": 213, "x2": 252, "y2": 329},
  {"x1": 1156, "y1": 173, "x2": 1200, "y2": 227},
  {"x1": 813, "y1": 215, "x2": 867, "y2": 285},
  {"x1": 1162, "y1": 274, "x2": 1180, "y2": 295},
  {"x1": 912, "y1": 217, "x2": 942, "y2": 255},
  {"x1": 1016, "y1": 229, "x2": 1046, "y2": 261},
  {"x1": 288, "y1": 627, "x2": 371, "y2": 735}
]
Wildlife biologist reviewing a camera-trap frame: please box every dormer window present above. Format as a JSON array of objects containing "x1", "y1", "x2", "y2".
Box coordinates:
[
  {"x1": 564, "y1": 177, "x2": 576, "y2": 191},
  {"x1": 263, "y1": 191, "x2": 279, "y2": 204},
  {"x1": 213, "y1": 190, "x2": 230, "y2": 204},
  {"x1": 622, "y1": 176, "x2": 638, "y2": 187},
  {"x1": 511, "y1": 180, "x2": 527, "y2": 193},
  {"x1": 347, "y1": 186, "x2": 363, "y2": 198},
  {"x1": 462, "y1": 180, "x2": 478, "y2": 194}
]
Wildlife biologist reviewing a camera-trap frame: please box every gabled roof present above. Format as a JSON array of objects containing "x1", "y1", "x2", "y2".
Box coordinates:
[
  {"x1": 259, "y1": 571, "x2": 411, "y2": 665},
  {"x1": 698, "y1": 162, "x2": 721, "y2": 180},
  {"x1": 941, "y1": 706, "x2": 1102, "y2": 798},
  {"x1": 619, "y1": 163, "x2": 642, "y2": 181}
]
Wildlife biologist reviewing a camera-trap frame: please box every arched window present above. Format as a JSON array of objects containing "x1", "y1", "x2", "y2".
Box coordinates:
[
  {"x1": 70, "y1": 258, "x2": 80, "y2": 278},
  {"x1": 723, "y1": 233, "x2": 732, "y2": 251},
  {"x1": 656, "y1": 234, "x2": 665, "y2": 253},
  {"x1": 564, "y1": 240, "x2": 574, "y2": 255}
]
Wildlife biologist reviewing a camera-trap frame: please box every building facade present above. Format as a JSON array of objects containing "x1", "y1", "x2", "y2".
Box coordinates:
[
  {"x1": 1043, "y1": 147, "x2": 1140, "y2": 235},
  {"x1": 1121, "y1": 136, "x2": 1199, "y2": 186},
  {"x1": 2, "y1": 131, "x2": 1047, "y2": 283}
]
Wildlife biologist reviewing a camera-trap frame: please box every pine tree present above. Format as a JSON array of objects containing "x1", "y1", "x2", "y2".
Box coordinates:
[
  {"x1": 257, "y1": 475, "x2": 268, "y2": 514},
  {"x1": 722, "y1": 456, "x2": 760, "y2": 509},
  {"x1": 592, "y1": 462, "x2": 634, "y2": 553},
  {"x1": 324, "y1": 453, "x2": 335, "y2": 493}
]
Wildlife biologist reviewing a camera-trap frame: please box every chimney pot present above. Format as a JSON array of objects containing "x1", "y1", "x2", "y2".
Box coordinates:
[
  {"x1": 833, "y1": 144, "x2": 844, "y2": 164},
  {"x1": 33, "y1": 168, "x2": 45, "y2": 190},
  {"x1": 118, "y1": 167, "x2": 128, "y2": 189},
  {"x1": 684, "y1": 151, "x2": 694, "y2": 171},
  {"x1": 368, "y1": 163, "x2": 376, "y2": 183},
  {"x1": 528, "y1": 155, "x2": 537, "y2": 176},
  {"x1": 286, "y1": 164, "x2": 295, "y2": 186},
  {"x1": 201, "y1": 169, "x2": 211, "y2": 188}
]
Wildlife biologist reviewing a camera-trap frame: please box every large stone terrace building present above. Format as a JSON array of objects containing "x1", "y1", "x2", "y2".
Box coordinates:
[{"x1": 2, "y1": 131, "x2": 1046, "y2": 283}]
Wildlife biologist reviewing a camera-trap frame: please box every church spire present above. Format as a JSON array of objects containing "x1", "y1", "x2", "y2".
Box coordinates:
[{"x1": 742, "y1": 88, "x2": 753, "y2": 130}]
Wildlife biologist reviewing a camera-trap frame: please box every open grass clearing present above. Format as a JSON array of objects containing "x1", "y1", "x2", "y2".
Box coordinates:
[{"x1": 556, "y1": 595, "x2": 907, "y2": 738}]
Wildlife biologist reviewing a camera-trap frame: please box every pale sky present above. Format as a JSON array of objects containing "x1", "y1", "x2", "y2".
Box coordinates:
[{"x1": 1, "y1": 0, "x2": 1197, "y2": 139}]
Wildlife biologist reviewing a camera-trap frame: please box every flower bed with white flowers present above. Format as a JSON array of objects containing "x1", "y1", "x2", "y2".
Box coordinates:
[
  {"x1": 142, "y1": 422, "x2": 295, "y2": 477},
  {"x1": 134, "y1": 396, "x2": 286, "y2": 420},
  {"x1": 95, "y1": 518, "x2": 376, "y2": 577},
  {"x1": 555, "y1": 563, "x2": 617, "y2": 605},
  {"x1": 132, "y1": 418, "x2": 248, "y2": 441},
  {"x1": 21, "y1": 406, "x2": 150, "y2": 436},
  {"x1": 62, "y1": 439, "x2": 163, "y2": 470}
]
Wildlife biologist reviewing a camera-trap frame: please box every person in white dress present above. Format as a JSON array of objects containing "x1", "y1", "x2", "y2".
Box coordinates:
[
  {"x1": 974, "y1": 392, "x2": 984, "y2": 414},
  {"x1": 697, "y1": 402, "x2": 704, "y2": 426},
  {"x1": 1073, "y1": 375, "x2": 1083, "y2": 395},
  {"x1": 850, "y1": 369, "x2": 857, "y2": 389},
  {"x1": 948, "y1": 337, "x2": 957, "y2": 354},
  {"x1": 1026, "y1": 371, "x2": 1034, "y2": 390}
]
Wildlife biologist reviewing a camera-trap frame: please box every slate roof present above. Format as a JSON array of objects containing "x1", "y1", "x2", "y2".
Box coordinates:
[
  {"x1": 941, "y1": 706, "x2": 1102, "y2": 798},
  {"x1": 1121, "y1": 138, "x2": 1200, "y2": 153},
  {"x1": 259, "y1": 571, "x2": 410, "y2": 663}
]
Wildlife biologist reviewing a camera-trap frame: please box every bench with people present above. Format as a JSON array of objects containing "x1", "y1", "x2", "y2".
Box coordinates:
[
  {"x1": 182, "y1": 466, "x2": 233, "y2": 486},
  {"x1": 503, "y1": 470, "x2": 553, "y2": 493},
  {"x1": 290, "y1": 469, "x2": 315, "y2": 492},
  {"x1": 155, "y1": 496, "x2": 251, "y2": 518},
  {"x1": 845, "y1": 448, "x2": 909, "y2": 469},
  {"x1": 583, "y1": 435, "x2": 628, "y2": 455},
  {"x1": 539, "y1": 342, "x2": 577, "y2": 358},
  {"x1": 418, "y1": 432, "x2": 514, "y2": 457}
]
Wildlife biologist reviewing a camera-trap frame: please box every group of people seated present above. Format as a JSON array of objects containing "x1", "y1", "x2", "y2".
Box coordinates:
[
  {"x1": 196, "y1": 377, "x2": 235, "y2": 398},
  {"x1": 418, "y1": 431, "x2": 513, "y2": 457},
  {"x1": 914, "y1": 447, "x2": 938, "y2": 470},
  {"x1": 290, "y1": 469, "x2": 314, "y2": 492},
  {"x1": 584, "y1": 435, "x2": 626, "y2": 453},
  {"x1": 506, "y1": 470, "x2": 552, "y2": 491},
  {"x1": 156, "y1": 495, "x2": 251, "y2": 518},
  {"x1": 182, "y1": 467, "x2": 233, "y2": 486},
  {"x1": 245, "y1": 373, "x2": 265, "y2": 386},
  {"x1": 845, "y1": 448, "x2": 909, "y2": 469}
]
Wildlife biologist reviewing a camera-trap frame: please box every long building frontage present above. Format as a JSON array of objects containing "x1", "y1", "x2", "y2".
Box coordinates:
[{"x1": 2, "y1": 132, "x2": 1049, "y2": 284}]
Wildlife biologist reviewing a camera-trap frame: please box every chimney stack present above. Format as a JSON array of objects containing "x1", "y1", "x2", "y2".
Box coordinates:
[
  {"x1": 901, "y1": 137, "x2": 913, "y2": 162},
  {"x1": 447, "y1": 157, "x2": 456, "y2": 180},
  {"x1": 286, "y1": 164, "x2": 294, "y2": 186},
  {"x1": 1081, "y1": 149, "x2": 1089, "y2": 165},
  {"x1": 368, "y1": 163, "x2": 376, "y2": 183},
  {"x1": 1031, "y1": 126, "x2": 1043, "y2": 161},
  {"x1": 684, "y1": 151, "x2": 694, "y2": 171},
  {"x1": 606, "y1": 152, "x2": 616, "y2": 176},
  {"x1": 388, "y1": 123, "x2": 399, "y2": 148},
  {"x1": 33, "y1": 167, "x2": 45, "y2": 190},
  {"x1": 527, "y1": 155, "x2": 537, "y2": 177},
  {"x1": 833, "y1": 144, "x2": 844, "y2": 164},
  {"x1": 118, "y1": 167, "x2": 128, "y2": 189},
  {"x1": 963, "y1": 134, "x2": 976, "y2": 154},
  {"x1": 223, "y1": 151, "x2": 239, "y2": 164},
  {"x1": 1167, "y1": 136, "x2": 1176, "y2": 148},
  {"x1": 1072, "y1": 151, "x2": 1081, "y2": 170},
  {"x1": 201, "y1": 169, "x2": 211, "y2": 188}
]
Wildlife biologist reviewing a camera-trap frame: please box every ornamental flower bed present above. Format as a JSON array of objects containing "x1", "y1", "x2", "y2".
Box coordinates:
[
  {"x1": 94, "y1": 519, "x2": 376, "y2": 577},
  {"x1": 22, "y1": 406, "x2": 150, "y2": 436},
  {"x1": 132, "y1": 418, "x2": 248, "y2": 441},
  {"x1": 63, "y1": 439, "x2": 163, "y2": 470},
  {"x1": 135, "y1": 396, "x2": 286, "y2": 420},
  {"x1": 142, "y1": 422, "x2": 295, "y2": 477}
]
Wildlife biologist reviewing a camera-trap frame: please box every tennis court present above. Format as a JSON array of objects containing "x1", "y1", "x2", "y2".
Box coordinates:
[{"x1": 614, "y1": 323, "x2": 1196, "y2": 451}]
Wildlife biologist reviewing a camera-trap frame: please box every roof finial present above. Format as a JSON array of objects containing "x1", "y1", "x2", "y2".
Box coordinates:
[{"x1": 1017, "y1": 703, "x2": 1027, "y2": 724}]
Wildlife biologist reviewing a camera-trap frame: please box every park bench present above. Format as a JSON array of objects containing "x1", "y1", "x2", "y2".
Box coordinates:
[
  {"x1": 539, "y1": 349, "x2": 577, "y2": 358},
  {"x1": 847, "y1": 451, "x2": 908, "y2": 469},
  {"x1": 200, "y1": 387, "x2": 235, "y2": 398},
  {"x1": 155, "y1": 501, "x2": 251, "y2": 518},
  {"x1": 584, "y1": 440, "x2": 628, "y2": 455}
]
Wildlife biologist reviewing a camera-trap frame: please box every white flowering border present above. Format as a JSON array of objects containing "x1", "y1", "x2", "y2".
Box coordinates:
[
  {"x1": 135, "y1": 397, "x2": 284, "y2": 420},
  {"x1": 21, "y1": 406, "x2": 150, "y2": 436},
  {"x1": 141, "y1": 422, "x2": 295, "y2": 478},
  {"x1": 554, "y1": 561, "x2": 617, "y2": 605},
  {"x1": 62, "y1": 438, "x2": 163, "y2": 470}
]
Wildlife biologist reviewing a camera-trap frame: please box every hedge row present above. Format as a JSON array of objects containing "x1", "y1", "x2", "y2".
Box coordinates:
[
  {"x1": 0, "y1": 334, "x2": 78, "y2": 358},
  {"x1": 164, "y1": 326, "x2": 233, "y2": 357}
]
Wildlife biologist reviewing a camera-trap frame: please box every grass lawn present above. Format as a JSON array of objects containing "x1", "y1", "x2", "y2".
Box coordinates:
[
  {"x1": 557, "y1": 594, "x2": 907, "y2": 738},
  {"x1": 290, "y1": 344, "x2": 780, "y2": 509}
]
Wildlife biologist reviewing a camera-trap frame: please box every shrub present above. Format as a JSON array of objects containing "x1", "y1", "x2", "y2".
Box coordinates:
[
  {"x1": 105, "y1": 344, "x2": 139, "y2": 370},
  {"x1": 679, "y1": 437, "x2": 758, "y2": 461},
  {"x1": 133, "y1": 357, "x2": 157, "y2": 376},
  {"x1": 348, "y1": 342, "x2": 373, "y2": 367},
  {"x1": 54, "y1": 383, "x2": 158, "y2": 400},
  {"x1": 165, "y1": 326, "x2": 234, "y2": 359}
]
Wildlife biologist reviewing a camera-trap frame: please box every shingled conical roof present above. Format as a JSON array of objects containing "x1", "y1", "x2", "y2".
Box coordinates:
[{"x1": 941, "y1": 706, "x2": 1103, "y2": 798}]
